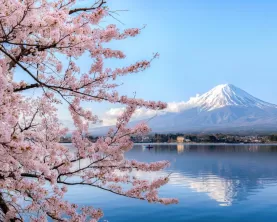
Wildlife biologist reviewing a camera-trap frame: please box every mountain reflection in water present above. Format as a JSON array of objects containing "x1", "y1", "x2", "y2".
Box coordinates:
[{"x1": 65, "y1": 144, "x2": 277, "y2": 222}]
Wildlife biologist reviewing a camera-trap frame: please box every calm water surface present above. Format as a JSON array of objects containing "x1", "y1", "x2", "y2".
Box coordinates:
[{"x1": 65, "y1": 144, "x2": 277, "y2": 221}]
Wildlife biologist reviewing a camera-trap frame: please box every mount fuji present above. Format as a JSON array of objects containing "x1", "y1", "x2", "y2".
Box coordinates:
[
  {"x1": 93, "y1": 84, "x2": 277, "y2": 134},
  {"x1": 181, "y1": 84, "x2": 277, "y2": 111}
]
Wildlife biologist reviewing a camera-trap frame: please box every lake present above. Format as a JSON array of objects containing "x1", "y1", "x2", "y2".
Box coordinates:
[{"x1": 65, "y1": 144, "x2": 277, "y2": 221}]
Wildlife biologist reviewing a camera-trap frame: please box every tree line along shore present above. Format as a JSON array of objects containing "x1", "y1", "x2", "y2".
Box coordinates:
[{"x1": 59, "y1": 134, "x2": 277, "y2": 144}]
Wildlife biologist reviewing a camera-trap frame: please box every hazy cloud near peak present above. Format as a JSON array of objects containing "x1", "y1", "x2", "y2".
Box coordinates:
[
  {"x1": 101, "y1": 99, "x2": 198, "y2": 126},
  {"x1": 101, "y1": 107, "x2": 157, "y2": 126},
  {"x1": 57, "y1": 93, "x2": 202, "y2": 129}
]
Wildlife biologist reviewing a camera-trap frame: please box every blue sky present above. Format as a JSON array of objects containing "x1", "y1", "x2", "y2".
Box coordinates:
[
  {"x1": 16, "y1": 0, "x2": 277, "y2": 125},
  {"x1": 102, "y1": 0, "x2": 277, "y2": 105}
]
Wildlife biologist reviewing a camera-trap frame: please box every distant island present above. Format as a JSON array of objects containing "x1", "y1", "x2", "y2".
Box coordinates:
[{"x1": 60, "y1": 133, "x2": 277, "y2": 144}]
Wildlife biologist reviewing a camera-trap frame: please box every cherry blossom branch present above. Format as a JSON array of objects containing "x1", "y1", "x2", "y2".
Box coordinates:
[
  {"x1": 0, "y1": 1, "x2": 175, "y2": 220},
  {"x1": 69, "y1": 0, "x2": 106, "y2": 15},
  {"x1": 13, "y1": 83, "x2": 40, "y2": 92}
]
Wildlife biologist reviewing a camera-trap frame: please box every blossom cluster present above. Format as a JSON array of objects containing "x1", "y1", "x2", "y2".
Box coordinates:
[{"x1": 0, "y1": 0, "x2": 177, "y2": 221}]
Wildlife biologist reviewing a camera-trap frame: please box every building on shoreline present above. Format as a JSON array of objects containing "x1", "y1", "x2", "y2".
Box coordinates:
[{"x1": 177, "y1": 136, "x2": 185, "y2": 143}]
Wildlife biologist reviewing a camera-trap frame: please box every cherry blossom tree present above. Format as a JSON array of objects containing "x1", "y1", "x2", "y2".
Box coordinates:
[{"x1": 0, "y1": 0, "x2": 178, "y2": 221}]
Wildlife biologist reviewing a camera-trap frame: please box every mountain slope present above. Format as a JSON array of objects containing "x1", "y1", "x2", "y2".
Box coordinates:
[
  {"x1": 146, "y1": 106, "x2": 277, "y2": 133},
  {"x1": 184, "y1": 84, "x2": 277, "y2": 111},
  {"x1": 92, "y1": 84, "x2": 277, "y2": 134}
]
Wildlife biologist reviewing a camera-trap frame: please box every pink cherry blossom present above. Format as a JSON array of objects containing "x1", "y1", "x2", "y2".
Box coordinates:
[{"x1": 0, "y1": 0, "x2": 177, "y2": 221}]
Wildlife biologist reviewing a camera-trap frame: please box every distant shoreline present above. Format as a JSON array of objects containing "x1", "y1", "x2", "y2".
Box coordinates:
[
  {"x1": 134, "y1": 142, "x2": 277, "y2": 145},
  {"x1": 60, "y1": 134, "x2": 277, "y2": 144},
  {"x1": 59, "y1": 142, "x2": 277, "y2": 145}
]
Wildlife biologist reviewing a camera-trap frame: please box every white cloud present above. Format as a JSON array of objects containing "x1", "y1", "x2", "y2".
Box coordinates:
[
  {"x1": 101, "y1": 97, "x2": 201, "y2": 126},
  {"x1": 166, "y1": 101, "x2": 190, "y2": 112},
  {"x1": 101, "y1": 107, "x2": 157, "y2": 126},
  {"x1": 56, "y1": 93, "x2": 202, "y2": 128}
]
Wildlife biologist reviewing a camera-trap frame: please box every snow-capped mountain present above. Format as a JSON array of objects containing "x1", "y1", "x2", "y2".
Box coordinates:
[
  {"x1": 92, "y1": 84, "x2": 277, "y2": 134},
  {"x1": 145, "y1": 84, "x2": 277, "y2": 133},
  {"x1": 184, "y1": 84, "x2": 277, "y2": 111}
]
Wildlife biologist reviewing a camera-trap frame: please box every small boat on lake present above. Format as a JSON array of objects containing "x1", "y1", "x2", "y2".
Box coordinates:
[{"x1": 145, "y1": 145, "x2": 154, "y2": 149}]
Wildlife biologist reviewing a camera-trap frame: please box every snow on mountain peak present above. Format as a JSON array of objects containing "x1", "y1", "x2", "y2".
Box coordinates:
[{"x1": 186, "y1": 84, "x2": 276, "y2": 111}]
